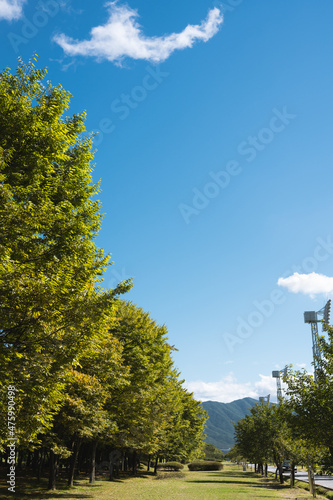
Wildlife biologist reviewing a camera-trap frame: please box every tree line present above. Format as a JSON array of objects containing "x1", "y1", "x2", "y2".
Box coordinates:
[
  {"x1": 0, "y1": 58, "x2": 207, "y2": 490},
  {"x1": 232, "y1": 323, "x2": 333, "y2": 490}
]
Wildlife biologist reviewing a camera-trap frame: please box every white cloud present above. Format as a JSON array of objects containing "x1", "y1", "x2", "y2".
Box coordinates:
[
  {"x1": 0, "y1": 0, "x2": 25, "y2": 20},
  {"x1": 53, "y1": 2, "x2": 223, "y2": 64},
  {"x1": 277, "y1": 272, "x2": 333, "y2": 298},
  {"x1": 254, "y1": 374, "x2": 278, "y2": 396},
  {"x1": 184, "y1": 372, "x2": 277, "y2": 404}
]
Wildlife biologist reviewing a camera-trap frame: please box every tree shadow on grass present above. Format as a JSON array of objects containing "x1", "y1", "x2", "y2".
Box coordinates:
[
  {"x1": 102, "y1": 471, "x2": 153, "y2": 482},
  {"x1": 207, "y1": 471, "x2": 265, "y2": 479},
  {"x1": 186, "y1": 479, "x2": 277, "y2": 486},
  {"x1": 187, "y1": 471, "x2": 263, "y2": 482},
  {"x1": 0, "y1": 490, "x2": 93, "y2": 499},
  {"x1": 186, "y1": 472, "x2": 286, "y2": 491},
  {"x1": 0, "y1": 476, "x2": 95, "y2": 499},
  {"x1": 0, "y1": 484, "x2": 94, "y2": 499},
  {"x1": 0, "y1": 471, "x2": 155, "y2": 499},
  {"x1": 258, "y1": 478, "x2": 286, "y2": 490}
]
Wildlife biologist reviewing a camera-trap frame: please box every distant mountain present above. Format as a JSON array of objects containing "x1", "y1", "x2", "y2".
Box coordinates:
[{"x1": 201, "y1": 397, "x2": 258, "y2": 450}]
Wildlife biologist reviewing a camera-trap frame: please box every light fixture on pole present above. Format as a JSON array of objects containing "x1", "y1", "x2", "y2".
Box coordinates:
[
  {"x1": 304, "y1": 299, "x2": 331, "y2": 381},
  {"x1": 272, "y1": 367, "x2": 287, "y2": 402},
  {"x1": 259, "y1": 394, "x2": 270, "y2": 405}
]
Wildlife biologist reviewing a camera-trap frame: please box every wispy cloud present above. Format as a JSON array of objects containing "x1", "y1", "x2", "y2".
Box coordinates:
[
  {"x1": 0, "y1": 0, "x2": 25, "y2": 20},
  {"x1": 53, "y1": 2, "x2": 223, "y2": 64},
  {"x1": 277, "y1": 272, "x2": 333, "y2": 298},
  {"x1": 184, "y1": 373, "x2": 277, "y2": 403}
]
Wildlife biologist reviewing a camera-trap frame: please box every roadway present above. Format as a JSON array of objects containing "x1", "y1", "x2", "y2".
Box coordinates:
[{"x1": 265, "y1": 465, "x2": 333, "y2": 490}]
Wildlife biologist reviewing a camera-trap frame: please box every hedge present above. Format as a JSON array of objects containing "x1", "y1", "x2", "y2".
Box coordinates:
[
  {"x1": 188, "y1": 461, "x2": 223, "y2": 471},
  {"x1": 156, "y1": 462, "x2": 184, "y2": 471}
]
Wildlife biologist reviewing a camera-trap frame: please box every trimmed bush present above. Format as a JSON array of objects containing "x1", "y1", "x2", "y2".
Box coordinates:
[
  {"x1": 156, "y1": 461, "x2": 184, "y2": 471},
  {"x1": 188, "y1": 460, "x2": 223, "y2": 471}
]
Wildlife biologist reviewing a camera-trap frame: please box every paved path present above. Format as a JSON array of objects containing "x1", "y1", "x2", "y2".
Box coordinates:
[{"x1": 265, "y1": 465, "x2": 333, "y2": 490}]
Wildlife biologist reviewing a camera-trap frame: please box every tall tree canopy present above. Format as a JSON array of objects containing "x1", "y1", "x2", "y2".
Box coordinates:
[
  {"x1": 0, "y1": 57, "x2": 131, "y2": 449},
  {"x1": 0, "y1": 60, "x2": 207, "y2": 491}
]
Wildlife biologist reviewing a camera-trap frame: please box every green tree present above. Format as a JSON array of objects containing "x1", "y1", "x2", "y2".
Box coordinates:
[
  {"x1": 234, "y1": 402, "x2": 288, "y2": 482},
  {"x1": 67, "y1": 326, "x2": 130, "y2": 485},
  {"x1": 0, "y1": 57, "x2": 131, "y2": 450},
  {"x1": 202, "y1": 443, "x2": 224, "y2": 461},
  {"x1": 158, "y1": 381, "x2": 208, "y2": 463},
  {"x1": 284, "y1": 354, "x2": 333, "y2": 463},
  {"x1": 107, "y1": 301, "x2": 175, "y2": 454},
  {"x1": 107, "y1": 301, "x2": 207, "y2": 465},
  {"x1": 283, "y1": 323, "x2": 333, "y2": 469}
]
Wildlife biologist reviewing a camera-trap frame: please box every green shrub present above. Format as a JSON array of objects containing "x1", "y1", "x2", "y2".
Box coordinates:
[
  {"x1": 316, "y1": 485, "x2": 333, "y2": 499},
  {"x1": 188, "y1": 460, "x2": 223, "y2": 471},
  {"x1": 156, "y1": 461, "x2": 184, "y2": 471}
]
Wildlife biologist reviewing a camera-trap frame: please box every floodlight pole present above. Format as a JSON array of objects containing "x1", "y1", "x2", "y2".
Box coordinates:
[
  {"x1": 272, "y1": 367, "x2": 287, "y2": 402},
  {"x1": 259, "y1": 394, "x2": 270, "y2": 405},
  {"x1": 304, "y1": 299, "x2": 331, "y2": 382}
]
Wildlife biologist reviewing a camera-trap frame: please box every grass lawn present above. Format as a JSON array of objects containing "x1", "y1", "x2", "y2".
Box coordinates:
[{"x1": 0, "y1": 463, "x2": 328, "y2": 499}]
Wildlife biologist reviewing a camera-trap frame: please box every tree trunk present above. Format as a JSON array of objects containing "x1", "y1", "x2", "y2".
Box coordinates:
[
  {"x1": 68, "y1": 438, "x2": 81, "y2": 487},
  {"x1": 89, "y1": 441, "x2": 97, "y2": 484},
  {"x1": 273, "y1": 451, "x2": 284, "y2": 484},
  {"x1": 277, "y1": 462, "x2": 284, "y2": 484},
  {"x1": 32, "y1": 449, "x2": 39, "y2": 478},
  {"x1": 264, "y1": 463, "x2": 267, "y2": 477},
  {"x1": 308, "y1": 467, "x2": 313, "y2": 495},
  {"x1": 109, "y1": 463, "x2": 114, "y2": 481},
  {"x1": 147, "y1": 455, "x2": 151, "y2": 471},
  {"x1": 307, "y1": 454, "x2": 316, "y2": 497},
  {"x1": 48, "y1": 450, "x2": 57, "y2": 491},
  {"x1": 154, "y1": 456, "x2": 158, "y2": 475},
  {"x1": 38, "y1": 448, "x2": 45, "y2": 481},
  {"x1": 132, "y1": 450, "x2": 137, "y2": 475},
  {"x1": 290, "y1": 461, "x2": 295, "y2": 487},
  {"x1": 308, "y1": 466, "x2": 316, "y2": 497},
  {"x1": 17, "y1": 450, "x2": 24, "y2": 470},
  {"x1": 77, "y1": 446, "x2": 84, "y2": 475},
  {"x1": 26, "y1": 451, "x2": 32, "y2": 467}
]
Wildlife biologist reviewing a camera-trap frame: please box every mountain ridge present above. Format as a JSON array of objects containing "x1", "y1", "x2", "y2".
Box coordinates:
[{"x1": 201, "y1": 397, "x2": 258, "y2": 449}]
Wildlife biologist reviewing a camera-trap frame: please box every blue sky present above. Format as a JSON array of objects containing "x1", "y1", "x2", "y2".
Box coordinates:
[{"x1": 2, "y1": 0, "x2": 333, "y2": 402}]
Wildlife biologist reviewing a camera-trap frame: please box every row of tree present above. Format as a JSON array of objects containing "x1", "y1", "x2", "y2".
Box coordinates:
[
  {"x1": 233, "y1": 324, "x2": 333, "y2": 488},
  {"x1": 0, "y1": 58, "x2": 207, "y2": 490}
]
